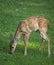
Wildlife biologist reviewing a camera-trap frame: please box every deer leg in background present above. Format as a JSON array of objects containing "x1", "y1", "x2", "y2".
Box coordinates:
[{"x1": 39, "y1": 38, "x2": 45, "y2": 51}]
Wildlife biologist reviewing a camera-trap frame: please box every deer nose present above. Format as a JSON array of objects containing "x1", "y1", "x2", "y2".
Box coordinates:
[
  {"x1": 12, "y1": 47, "x2": 14, "y2": 48},
  {"x1": 9, "y1": 47, "x2": 14, "y2": 54}
]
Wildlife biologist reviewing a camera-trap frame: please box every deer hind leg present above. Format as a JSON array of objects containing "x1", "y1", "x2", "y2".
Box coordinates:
[
  {"x1": 39, "y1": 38, "x2": 45, "y2": 51},
  {"x1": 23, "y1": 33, "x2": 30, "y2": 56},
  {"x1": 39, "y1": 29, "x2": 50, "y2": 56}
]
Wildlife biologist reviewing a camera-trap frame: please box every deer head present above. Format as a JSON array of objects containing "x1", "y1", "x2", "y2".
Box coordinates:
[{"x1": 9, "y1": 34, "x2": 18, "y2": 54}]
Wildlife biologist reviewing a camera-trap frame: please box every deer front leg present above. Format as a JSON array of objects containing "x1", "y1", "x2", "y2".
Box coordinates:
[{"x1": 23, "y1": 33, "x2": 30, "y2": 56}]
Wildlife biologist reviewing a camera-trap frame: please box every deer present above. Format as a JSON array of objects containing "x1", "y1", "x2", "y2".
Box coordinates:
[{"x1": 9, "y1": 16, "x2": 50, "y2": 56}]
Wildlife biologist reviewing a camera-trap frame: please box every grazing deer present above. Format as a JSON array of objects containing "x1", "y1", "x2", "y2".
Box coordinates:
[{"x1": 9, "y1": 16, "x2": 50, "y2": 56}]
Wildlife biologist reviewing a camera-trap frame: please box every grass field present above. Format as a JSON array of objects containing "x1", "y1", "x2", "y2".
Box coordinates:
[{"x1": 0, "y1": 0, "x2": 54, "y2": 65}]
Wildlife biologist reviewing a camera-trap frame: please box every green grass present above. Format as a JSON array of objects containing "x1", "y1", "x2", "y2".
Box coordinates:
[{"x1": 0, "y1": 0, "x2": 54, "y2": 65}]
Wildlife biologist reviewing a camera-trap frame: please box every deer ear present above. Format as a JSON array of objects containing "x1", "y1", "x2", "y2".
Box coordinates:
[{"x1": 9, "y1": 34, "x2": 13, "y2": 41}]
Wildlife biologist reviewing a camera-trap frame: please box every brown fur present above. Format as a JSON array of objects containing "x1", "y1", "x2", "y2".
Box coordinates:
[{"x1": 10, "y1": 16, "x2": 50, "y2": 56}]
